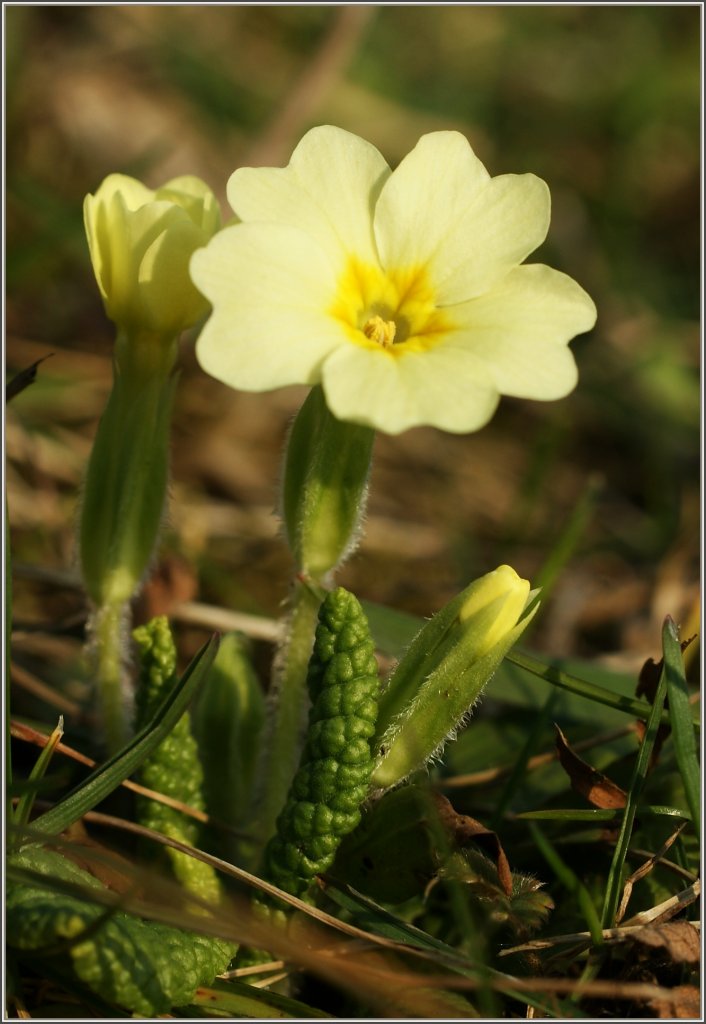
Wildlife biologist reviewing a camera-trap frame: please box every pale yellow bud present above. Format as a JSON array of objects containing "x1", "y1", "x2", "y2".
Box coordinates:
[
  {"x1": 84, "y1": 173, "x2": 220, "y2": 336},
  {"x1": 457, "y1": 564, "x2": 531, "y2": 658}
]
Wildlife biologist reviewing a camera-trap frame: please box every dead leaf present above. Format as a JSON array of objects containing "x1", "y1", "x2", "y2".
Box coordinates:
[
  {"x1": 631, "y1": 921, "x2": 700, "y2": 965},
  {"x1": 554, "y1": 725, "x2": 627, "y2": 809},
  {"x1": 637, "y1": 635, "x2": 696, "y2": 702},
  {"x1": 431, "y1": 791, "x2": 513, "y2": 896},
  {"x1": 645, "y1": 983, "x2": 701, "y2": 1019},
  {"x1": 635, "y1": 635, "x2": 696, "y2": 770},
  {"x1": 62, "y1": 823, "x2": 144, "y2": 896}
]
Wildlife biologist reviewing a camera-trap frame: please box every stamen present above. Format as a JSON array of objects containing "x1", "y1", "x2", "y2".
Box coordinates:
[{"x1": 363, "y1": 314, "x2": 397, "y2": 348}]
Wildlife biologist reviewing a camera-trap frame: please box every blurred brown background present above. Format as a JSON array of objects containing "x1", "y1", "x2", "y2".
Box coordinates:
[{"x1": 5, "y1": 7, "x2": 700, "y2": 718}]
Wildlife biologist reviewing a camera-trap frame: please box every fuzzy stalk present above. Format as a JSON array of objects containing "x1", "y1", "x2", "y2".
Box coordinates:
[
  {"x1": 89, "y1": 602, "x2": 131, "y2": 754},
  {"x1": 247, "y1": 580, "x2": 322, "y2": 870}
]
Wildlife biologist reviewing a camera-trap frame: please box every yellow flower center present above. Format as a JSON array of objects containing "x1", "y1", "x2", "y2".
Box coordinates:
[
  {"x1": 331, "y1": 256, "x2": 453, "y2": 356},
  {"x1": 363, "y1": 314, "x2": 396, "y2": 348}
]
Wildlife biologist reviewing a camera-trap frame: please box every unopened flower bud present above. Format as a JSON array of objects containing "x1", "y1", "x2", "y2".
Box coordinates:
[
  {"x1": 371, "y1": 565, "x2": 538, "y2": 790},
  {"x1": 84, "y1": 173, "x2": 220, "y2": 337}
]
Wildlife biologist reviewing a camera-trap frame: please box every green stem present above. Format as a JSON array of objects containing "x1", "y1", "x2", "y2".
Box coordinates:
[
  {"x1": 92, "y1": 601, "x2": 130, "y2": 755},
  {"x1": 248, "y1": 579, "x2": 322, "y2": 869}
]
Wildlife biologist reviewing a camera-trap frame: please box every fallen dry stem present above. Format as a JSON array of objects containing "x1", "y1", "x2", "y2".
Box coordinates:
[
  {"x1": 442, "y1": 723, "x2": 638, "y2": 789},
  {"x1": 23, "y1": 813, "x2": 699, "y2": 1015},
  {"x1": 616, "y1": 823, "x2": 687, "y2": 924},
  {"x1": 10, "y1": 721, "x2": 246, "y2": 837}
]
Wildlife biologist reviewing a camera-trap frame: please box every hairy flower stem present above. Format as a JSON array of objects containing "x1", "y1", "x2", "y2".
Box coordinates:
[
  {"x1": 249, "y1": 580, "x2": 322, "y2": 870},
  {"x1": 91, "y1": 601, "x2": 131, "y2": 755}
]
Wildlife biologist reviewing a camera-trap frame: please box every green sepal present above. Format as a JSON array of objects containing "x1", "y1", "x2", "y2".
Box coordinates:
[
  {"x1": 281, "y1": 386, "x2": 374, "y2": 581},
  {"x1": 79, "y1": 335, "x2": 178, "y2": 606},
  {"x1": 371, "y1": 606, "x2": 540, "y2": 791}
]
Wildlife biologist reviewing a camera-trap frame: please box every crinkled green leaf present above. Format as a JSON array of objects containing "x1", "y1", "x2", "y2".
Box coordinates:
[
  {"x1": 6, "y1": 847, "x2": 233, "y2": 1017},
  {"x1": 133, "y1": 616, "x2": 222, "y2": 902}
]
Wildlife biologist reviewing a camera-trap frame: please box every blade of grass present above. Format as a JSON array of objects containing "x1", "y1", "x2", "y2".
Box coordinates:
[
  {"x1": 489, "y1": 691, "x2": 558, "y2": 829},
  {"x1": 527, "y1": 821, "x2": 604, "y2": 946},
  {"x1": 505, "y1": 649, "x2": 692, "y2": 728},
  {"x1": 28, "y1": 634, "x2": 219, "y2": 838},
  {"x1": 517, "y1": 805, "x2": 689, "y2": 823},
  {"x1": 534, "y1": 474, "x2": 602, "y2": 599},
  {"x1": 662, "y1": 615, "x2": 700, "y2": 840},
  {"x1": 12, "y1": 716, "x2": 64, "y2": 826},
  {"x1": 600, "y1": 623, "x2": 670, "y2": 929},
  {"x1": 189, "y1": 977, "x2": 331, "y2": 1019}
]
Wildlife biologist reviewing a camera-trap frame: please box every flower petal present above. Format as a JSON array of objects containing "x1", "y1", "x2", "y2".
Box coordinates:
[
  {"x1": 98, "y1": 173, "x2": 154, "y2": 210},
  {"x1": 227, "y1": 126, "x2": 390, "y2": 267},
  {"x1": 138, "y1": 215, "x2": 211, "y2": 333},
  {"x1": 156, "y1": 176, "x2": 222, "y2": 235},
  {"x1": 374, "y1": 131, "x2": 550, "y2": 303},
  {"x1": 321, "y1": 342, "x2": 499, "y2": 435},
  {"x1": 450, "y1": 264, "x2": 597, "y2": 399},
  {"x1": 192, "y1": 222, "x2": 347, "y2": 391}
]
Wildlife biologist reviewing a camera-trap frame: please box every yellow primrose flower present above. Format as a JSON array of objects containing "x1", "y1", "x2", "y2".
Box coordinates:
[
  {"x1": 85, "y1": 173, "x2": 220, "y2": 337},
  {"x1": 191, "y1": 126, "x2": 596, "y2": 435}
]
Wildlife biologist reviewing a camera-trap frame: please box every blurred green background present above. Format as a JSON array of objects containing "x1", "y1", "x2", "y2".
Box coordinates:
[{"x1": 5, "y1": 5, "x2": 700, "y2": 684}]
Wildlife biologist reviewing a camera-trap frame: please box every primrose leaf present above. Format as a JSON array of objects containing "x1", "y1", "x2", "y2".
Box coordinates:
[{"x1": 6, "y1": 847, "x2": 233, "y2": 1017}]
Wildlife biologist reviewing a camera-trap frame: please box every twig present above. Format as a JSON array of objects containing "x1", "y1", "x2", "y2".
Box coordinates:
[
  {"x1": 170, "y1": 601, "x2": 282, "y2": 643},
  {"x1": 501, "y1": 914, "x2": 701, "y2": 957},
  {"x1": 243, "y1": 7, "x2": 374, "y2": 167},
  {"x1": 616, "y1": 823, "x2": 687, "y2": 924},
  {"x1": 10, "y1": 720, "x2": 246, "y2": 837},
  {"x1": 622, "y1": 879, "x2": 701, "y2": 927},
  {"x1": 10, "y1": 663, "x2": 83, "y2": 718},
  {"x1": 441, "y1": 724, "x2": 637, "y2": 789}
]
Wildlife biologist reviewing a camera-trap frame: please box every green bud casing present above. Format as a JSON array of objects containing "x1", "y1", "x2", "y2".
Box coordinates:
[
  {"x1": 281, "y1": 386, "x2": 374, "y2": 581},
  {"x1": 79, "y1": 338, "x2": 177, "y2": 606},
  {"x1": 371, "y1": 566, "x2": 539, "y2": 790}
]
